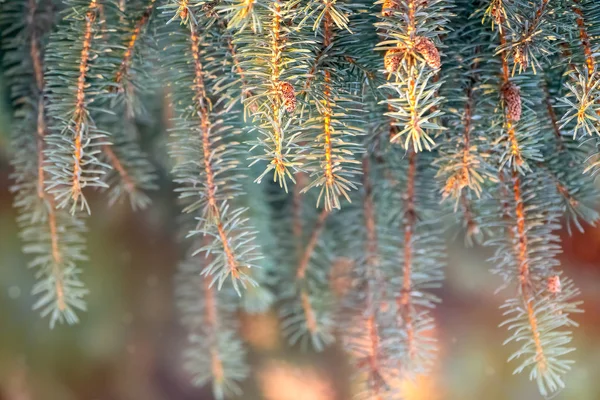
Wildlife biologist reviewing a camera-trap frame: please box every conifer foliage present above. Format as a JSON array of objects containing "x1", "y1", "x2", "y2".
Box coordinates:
[{"x1": 1, "y1": 0, "x2": 599, "y2": 397}]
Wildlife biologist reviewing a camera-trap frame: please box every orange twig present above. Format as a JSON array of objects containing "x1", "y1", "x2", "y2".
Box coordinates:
[
  {"x1": 102, "y1": 144, "x2": 136, "y2": 194},
  {"x1": 573, "y1": 0, "x2": 595, "y2": 76},
  {"x1": 296, "y1": 209, "x2": 329, "y2": 280},
  {"x1": 322, "y1": 11, "x2": 335, "y2": 195},
  {"x1": 71, "y1": 0, "x2": 98, "y2": 203},
  {"x1": 499, "y1": 29, "x2": 522, "y2": 165},
  {"x1": 114, "y1": 0, "x2": 155, "y2": 86}
]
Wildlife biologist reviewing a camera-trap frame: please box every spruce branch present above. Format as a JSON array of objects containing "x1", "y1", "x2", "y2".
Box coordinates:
[
  {"x1": 375, "y1": 0, "x2": 449, "y2": 152},
  {"x1": 44, "y1": 0, "x2": 116, "y2": 214},
  {"x1": 231, "y1": 0, "x2": 313, "y2": 191},
  {"x1": 299, "y1": 3, "x2": 365, "y2": 210},
  {"x1": 2, "y1": 0, "x2": 90, "y2": 327},
  {"x1": 162, "y1": 4, "x2": 263, "y2": 291}
]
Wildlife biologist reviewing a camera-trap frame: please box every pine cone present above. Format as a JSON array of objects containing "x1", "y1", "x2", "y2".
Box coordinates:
[
  {"x1": 502, "y1": 82, "x2": 521, "y2": 122},
  {"x1": 384, "y1": 48, "x2": 403, "y2": 73},
  {"x1": 414, "y1": 36, "x2": 441, "y2": 69},
  {"x1": 278, "y1": 81, "x2": 296, "y2": 113}
]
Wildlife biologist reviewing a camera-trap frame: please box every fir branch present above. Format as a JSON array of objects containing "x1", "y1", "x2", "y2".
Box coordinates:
[
  {"x1": 296, "y1": 209, "x2": 329, "y2": 281},
  {"x1": 489, "y1": 170, "x2": 583, "y2": 396},
  {"x1": 498, "y1": 28, "x2": 524, "y2": 169}
]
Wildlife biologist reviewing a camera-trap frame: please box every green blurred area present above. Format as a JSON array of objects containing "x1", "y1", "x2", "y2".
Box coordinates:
[{"x1": 1, "y1": 78, "x2": 600, "y2": 400}]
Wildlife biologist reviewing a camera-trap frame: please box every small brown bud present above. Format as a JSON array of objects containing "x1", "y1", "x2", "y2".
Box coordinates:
[
  {"x1": 415, "y1": 36, "x2": 441, "y2": 69},
  {"x1": 502, "y1": 82, "x2": 522, "y2": 122},
  {"x1": 278, "y1": 81, "x2": 296, "y2": 113},
  {"x1": 512, "y1": 46, "x2": 529, "y2": 72},
  {"x1": 384, "y1": 48, "x2": 403, "y2": 73}
]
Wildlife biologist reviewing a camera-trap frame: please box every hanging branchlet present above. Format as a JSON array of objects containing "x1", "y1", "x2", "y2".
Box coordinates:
[
  {"x1": 537, "y1": 73, "x2": 600, "y2": 234},
  {"x1": 161, "y1": 4, "x2": 263, "y2": 292},
  {"x1": 43, "y1": 0, "x2": 118, "y2": 214},
  {"x1": 298, "y1": 1, "x2": 366, "y2": 210},
  {"x1": 112, "y1": 0, "x2": 157, "y2": 94},
  {"x1": 2, "y1": 0, "x2": 89, "y2": 327},
  {"x1": 473, "y1": 2, "x2": 586, "y2": 393},
  {"x1": 337, "y1": 155, "x2": 401, "y2": 399},
  {"x1": 492, "y1": 19, "x2": 545, "y2": 174},
  {"x1": 272, "y1": 180, "x2": 336, "y2": 351},
  {"x1": 176, "y1": 241, "x2": 249, "y2": 400},
  {"x1": 228, "y1": 0, "x2": 313, "y2": 191},
  {"x1": 359, "y1": 149, "x2": 446, "y2": 379},
  {"x1": 375, "y1": 0, "x2": 450, "y2": 152},
  {"x1": 487, "y1": 171, "x2": 583, "y2": 397}
]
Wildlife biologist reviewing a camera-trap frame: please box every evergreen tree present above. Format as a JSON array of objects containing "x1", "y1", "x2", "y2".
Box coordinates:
[{"x1": 1, "y1": 0, "x2": 599, "y2": 397}]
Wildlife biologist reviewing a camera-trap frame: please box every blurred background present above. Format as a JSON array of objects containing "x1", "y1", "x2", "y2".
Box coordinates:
[{"x1": 1, "y1": 80, "x2": 600, "y2": 400}]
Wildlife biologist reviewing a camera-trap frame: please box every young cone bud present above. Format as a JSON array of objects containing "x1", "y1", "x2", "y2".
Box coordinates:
[
  {"x1": 278, "y1": 81, "x2": 296, "y2": 113},
  {"x1": 502, "y1": 82, "x2": 521, "y2": 122},
  {"x1": 384, "y1": 48, "x2": 403, "y2": 73},
  {"x1": 415, "y1": 36, "x2": 441, "y2": 69}
]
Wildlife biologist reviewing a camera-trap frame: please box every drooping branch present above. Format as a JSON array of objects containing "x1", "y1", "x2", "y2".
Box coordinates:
[
  {"x1": 189, "y1": 22, "x2": 242, "y2": 281},
  {"x1": 511, "y1": 171, "x2": 548, "y2": 372}
]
